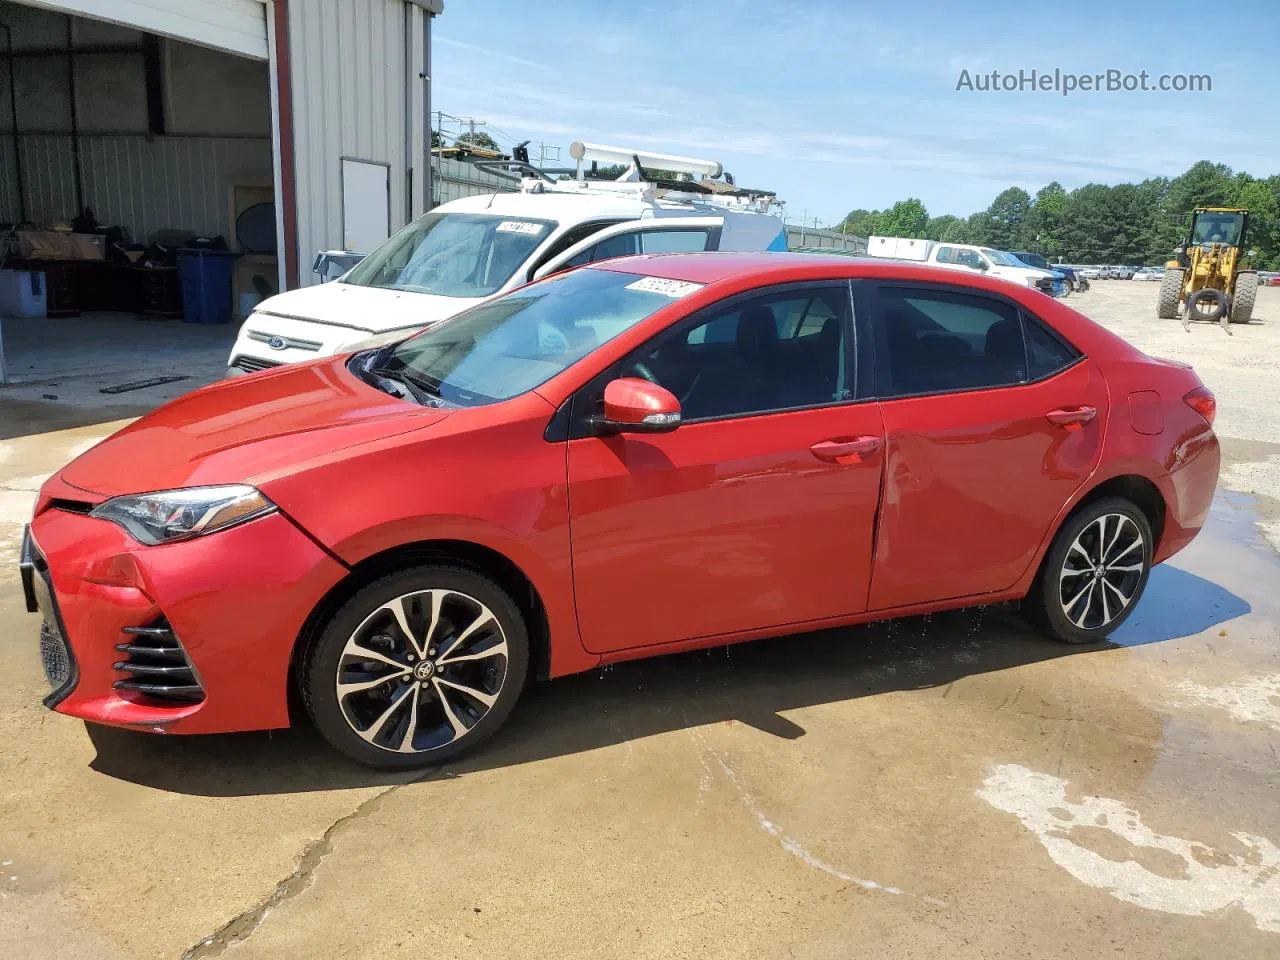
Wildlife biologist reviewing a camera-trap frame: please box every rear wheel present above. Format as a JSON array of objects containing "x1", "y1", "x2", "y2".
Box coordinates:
[
  {"x1": 1230, "y1": 271, "x2": 1257, "y2": 324},
  {"x1": 303, "y1": 565, "x2": 529, "y2": 769},
  {"x1": 1025, "y1": 497, "x2": 1153, "y2": 644},
  {"x1": 1157, "y1": 268, "x2": 1183, "y2": 319}
]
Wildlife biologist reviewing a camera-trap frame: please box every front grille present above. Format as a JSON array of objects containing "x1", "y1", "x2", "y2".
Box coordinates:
[
  {"x1": 113, "y1": 621, "x2": 205, "y2": 704},
  {"x1": 247, "y1": 330, "x2": 323, "y2": 352},
  {"x1": 230, "y1": 355, "x2": 282, "y2": 374},
  {"x1": 40, "y1": 620, "x2": 72, "y2": 686}
]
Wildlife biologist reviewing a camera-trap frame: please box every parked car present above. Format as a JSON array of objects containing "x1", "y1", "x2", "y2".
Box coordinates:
[
  {"x1": 22, "y1": 252, "x2": 1220, "y2": 769},
  {"x1": 227, "y1": 143, "x2": 787, "y2": 375},
  {"x1": 1134, "y1": 267, "x2": 1164, "y2": 281},
  {"x1": 1011, "y1": 251, "x2": 1077, "y2": 291},
  {"x1": 1078, "y1": 266, "x2": 1102, "y2": 279},
  {"x1": 866, "y1": 236, "x2": 1066, "y2": 296}
]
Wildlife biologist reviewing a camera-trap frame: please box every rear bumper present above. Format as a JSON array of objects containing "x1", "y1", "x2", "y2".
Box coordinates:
[
  {"x1": 24, "y1": 505, "x2": 347, "y2": 735},
  {"x1": 1154, "y1": 428, "x2": 1220, "y2": 564}
]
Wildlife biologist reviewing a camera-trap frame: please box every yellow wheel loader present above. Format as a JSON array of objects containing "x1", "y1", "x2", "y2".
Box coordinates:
[{"x1": 1156, "y1": 207, "x2": 1257, "y2": 335}]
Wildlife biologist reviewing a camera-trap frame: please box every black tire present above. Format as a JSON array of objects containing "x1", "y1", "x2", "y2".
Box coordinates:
[
  {"x1": 303, "y1": 565, "x2": 529, "y2": 769},
  {"x1": 1157, "y1": 268, "x2": 1183, "y2": 319},
  {"x1": 1186, "y1": 287, "x2": 1227, "y2": 322},
  {"x1": 1024, "y1": 497, "x2": 1153, "y2": 644},
  {"x1": 1230, "y1": 271, "x2": 1257, "y2": 324}
]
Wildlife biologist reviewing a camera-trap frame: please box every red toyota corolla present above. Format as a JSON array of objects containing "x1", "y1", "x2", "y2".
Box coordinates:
[{"x1": 20, "y1": 253, "x2": 1219, "y2": 768}]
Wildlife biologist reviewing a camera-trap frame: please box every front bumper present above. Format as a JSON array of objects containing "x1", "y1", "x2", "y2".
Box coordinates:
[{"x1": 23, "y1": 504, "x2": 348, "y2": 735}]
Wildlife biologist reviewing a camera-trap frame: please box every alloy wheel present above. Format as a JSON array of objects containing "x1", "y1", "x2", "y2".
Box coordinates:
[
  {"x1": 334, "y1": 589, "x2": 508, "y2": 754},
  {"x1": 1058, "y1": 513, "x2": 1147, "y2": 631}
]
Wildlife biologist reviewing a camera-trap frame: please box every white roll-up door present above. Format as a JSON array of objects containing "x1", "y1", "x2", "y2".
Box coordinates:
[{"x1": 18, "y1": 0, "x2": 269, "y2": 59}]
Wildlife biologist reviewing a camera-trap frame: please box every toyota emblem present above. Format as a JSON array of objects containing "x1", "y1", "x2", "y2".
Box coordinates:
[{"x1": 267, "y1": 336, "x2": 287, "y2": 350}]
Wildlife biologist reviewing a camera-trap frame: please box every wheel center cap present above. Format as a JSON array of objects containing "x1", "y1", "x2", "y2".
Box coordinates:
[
  {"x1": 1094, "y1": 567, "x2": 1105, "y2": 579},
  {"x1": 413, "y1": 660, "x2": 436, "y2": 681}
]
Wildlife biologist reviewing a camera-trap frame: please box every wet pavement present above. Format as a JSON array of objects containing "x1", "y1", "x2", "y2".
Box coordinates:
[{"x1": 1, "y1": 412, "x2": 1277, "y2": 957}]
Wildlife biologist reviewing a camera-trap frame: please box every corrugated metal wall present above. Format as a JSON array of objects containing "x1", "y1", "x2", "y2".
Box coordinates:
[
  {"x1": 785, "y1": 225, "x2": 866, "y2": 252},
  {"x1": 432, "y1": 156, "x2": 518, "y2": 206},
  {"x1": 0, "y1": 134, "x2": 271, "y2": 242},
  {"x1": 288, "y1": 0, "x2": 426, "y2": 285}
]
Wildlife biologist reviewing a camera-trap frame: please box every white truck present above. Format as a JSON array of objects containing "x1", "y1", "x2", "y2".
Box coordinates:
[
  {"x1": 227, "y1": 143, "x2": 788, "y2": 375},
  {"x1": 866, "y1": 236, "x2": 1066, "y2": 297}
]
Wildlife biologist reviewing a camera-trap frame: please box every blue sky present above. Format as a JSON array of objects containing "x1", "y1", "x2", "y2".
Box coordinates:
[{"x1": 431, "y1": 0, "x2": 1279, "y2": 226}]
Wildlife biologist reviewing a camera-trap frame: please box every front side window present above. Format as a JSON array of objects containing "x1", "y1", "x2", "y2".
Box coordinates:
[
  {"x1": 625, "y1": 286, "x2": 851, "y2": 421},
  {"x1": 343, "y1": 212, "x2": 555, "y2": 298},
  {"x1": 365, "y1": 268, "x2": 682, "y2": 407},
  {"x1": 954, "y1": 248, "x2": 985, "y2": 269},
  {"x1": 874, "y1": 288, "x2": 1027, "y2": 396}
]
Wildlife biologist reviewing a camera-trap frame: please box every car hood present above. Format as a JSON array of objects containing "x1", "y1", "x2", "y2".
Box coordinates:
[
  {"x1": 58, "y1": 358, "x2": 450, "y2": 498},
  {"x1": 252, "y1": 281, "x2": 485, "y2": 335}
]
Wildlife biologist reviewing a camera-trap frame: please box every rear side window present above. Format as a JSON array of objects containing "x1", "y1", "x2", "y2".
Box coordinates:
[
  {"x1": 1023, "y1": 316, "x2": 1080, "y2": 378},
  {"x1": 873, "y1": 287, "x2": 1080, "y2": 397}
]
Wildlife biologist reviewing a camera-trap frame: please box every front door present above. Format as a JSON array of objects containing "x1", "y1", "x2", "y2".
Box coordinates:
[
  {"x1": 865, "y1": 283, "x2": 1108, "y2": 610},
  {"x1": 566, "y1": 282, "x2": 885, "y2": 654}
]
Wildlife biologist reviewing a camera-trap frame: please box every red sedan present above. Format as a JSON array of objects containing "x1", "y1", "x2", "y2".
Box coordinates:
[{"x1": 20, "y1": 253, "x2": 1219, "y2": 768}]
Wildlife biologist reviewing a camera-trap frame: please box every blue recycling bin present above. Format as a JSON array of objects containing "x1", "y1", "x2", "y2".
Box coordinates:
[{"x1": 177, "y1": 250, "x2": 238, "y2": 324}]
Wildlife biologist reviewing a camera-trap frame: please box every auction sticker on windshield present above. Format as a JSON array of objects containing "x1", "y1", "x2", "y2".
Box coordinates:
[
  {"x1": 624, "y1": 276, "x2": 705, "y2": 298},
  {"x1": 496, "y1": 220, "x2": 544, "y2": 235}
]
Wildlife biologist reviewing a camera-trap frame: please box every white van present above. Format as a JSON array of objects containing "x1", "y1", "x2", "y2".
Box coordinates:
[
  {"x1": 227, "y1": 143, "x2": 787, "y2": 375},
  {"x1": 866, "y1": 236, "x2": 1066, "y2": 297}
]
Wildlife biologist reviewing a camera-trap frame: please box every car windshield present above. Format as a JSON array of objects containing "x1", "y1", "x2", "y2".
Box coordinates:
[
  {"x1": 1191, "y1": 213, "x2": 1243, "y2": 245},
  {"x1": 365, "y1": 267, "x2": 692, "y2": 407},
  {"x1": 342, "y1": 212, "x2": 556, "y2": 297},
  {"x1": 981, "y1": 248, "x2": 1023, "y2": 266}
]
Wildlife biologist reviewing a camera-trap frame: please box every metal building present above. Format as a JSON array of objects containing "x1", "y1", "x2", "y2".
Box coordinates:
[{"x1": 0, "y1": 0, "x2": 441, "y2": 292}]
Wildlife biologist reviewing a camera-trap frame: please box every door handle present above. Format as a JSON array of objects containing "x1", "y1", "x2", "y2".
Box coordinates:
[
  {"x1": 1045, "y1": 405, "x2": 1098, "y2": 426},
  {"x1": 810, "y1": 436, "x2": 883, "y2": 463}
]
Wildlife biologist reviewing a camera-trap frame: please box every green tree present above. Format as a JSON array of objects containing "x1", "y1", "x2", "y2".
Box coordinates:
[
  {"x1": 455, "y1": 131, "x2": 500, "y2": 152},
  {"x1": 877, "y1": 198, "x2": 930, "y2": 238},
  {"x1": 1021, "y1": 182, "x2": 1067, "y2": 254},
  {"x1": 984, "y1": 187, "x2": 1032, "y2": 250},
  {"x1": 835, "y1": 208, "x2": 883, "y2": 237},
  {"x1": 924, "y1": 214, "x2": 961, "y2": 241}
]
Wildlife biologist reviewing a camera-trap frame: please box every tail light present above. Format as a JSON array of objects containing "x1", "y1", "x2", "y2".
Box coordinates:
[{"x1": 1183, "y1": 386, "x2": 1216, "y2": 427}]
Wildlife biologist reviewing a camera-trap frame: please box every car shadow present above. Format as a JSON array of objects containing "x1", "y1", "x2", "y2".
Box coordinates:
[{"x1": 85, "y1": 564, "x2": 1250, "y2": 797}]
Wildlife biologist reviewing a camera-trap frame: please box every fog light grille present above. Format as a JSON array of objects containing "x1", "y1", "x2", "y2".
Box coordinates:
[
  {"x1": 112, "y1": 622, "x2": 205, "y2": 704},
  {"x1": 40, "y1": 621, "x2": 72, "y2": 687}
]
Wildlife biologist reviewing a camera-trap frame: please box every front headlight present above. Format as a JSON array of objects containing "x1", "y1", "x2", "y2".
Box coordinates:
[
  {"x1": 1026, "y1": 277, "x2": 1043, "y2": 288},
  {"x1": 89, "y1": 485, "x2": 276, "y2": 545}
]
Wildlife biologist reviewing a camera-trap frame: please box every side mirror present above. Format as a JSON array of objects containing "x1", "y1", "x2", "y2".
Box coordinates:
[
  {"x1": 596, "y1": 377, "x2": 682, "y2": 434},
  {"x1": 973, "y1": 259, "x2": 989, "y2": 271}
]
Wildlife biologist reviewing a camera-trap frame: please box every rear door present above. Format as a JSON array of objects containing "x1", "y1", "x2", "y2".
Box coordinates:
[
  {"x1": 566, "y1": 281, "x2": 885, "y2": 654},
  {"x1": 865, "y1": 282, "x2": 1107, "y2": 610},
  {"x1": 532, "y1": 217, "x2": 723, "y2": 280}
]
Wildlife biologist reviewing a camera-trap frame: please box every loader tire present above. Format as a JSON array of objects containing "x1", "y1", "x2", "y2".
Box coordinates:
[
  {"x1": 1157, "y1": 268, "x2": 1183, "y2": 320},
  {"x1": 1230, "y1": 271, "x2": 1257, "y2": 324}
]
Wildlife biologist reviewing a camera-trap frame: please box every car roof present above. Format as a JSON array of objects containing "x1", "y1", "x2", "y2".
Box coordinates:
[
  {"x1": 584, "y1": 251, "x2": 993, "y2": 286},
  {"x1": 438, "y1": 190, "x2": 694, "y2": 221}
]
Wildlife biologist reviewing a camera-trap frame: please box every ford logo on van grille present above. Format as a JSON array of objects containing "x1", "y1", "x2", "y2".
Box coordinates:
[{"x1": 267, "y1": 336, "x2": 288, "y2": 350}]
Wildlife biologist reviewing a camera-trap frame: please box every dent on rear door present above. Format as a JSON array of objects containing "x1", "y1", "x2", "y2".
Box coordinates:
[{"x1": 868, "y1": 362, "x2": 1109, "y2": 611}]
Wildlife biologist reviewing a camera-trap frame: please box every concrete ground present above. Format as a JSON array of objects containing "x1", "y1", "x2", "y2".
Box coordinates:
[{"x1": 1, "y1": 284, "x2": 1278, "y2": 959}]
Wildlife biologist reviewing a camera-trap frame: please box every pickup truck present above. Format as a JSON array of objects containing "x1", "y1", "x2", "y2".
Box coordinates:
[
  {"x1": 866, "y1": 236, "x2": 1065, "y2": 296},
  {"x1": 1011, "y1": 251, "x2": 1077, "y2": 291}
]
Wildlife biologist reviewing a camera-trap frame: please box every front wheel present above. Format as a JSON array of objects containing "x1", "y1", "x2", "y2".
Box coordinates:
[
  {"x1": 1024, "y1": 498, "x2": 1153, "y2": 644},
  {"x1": 1230, "y1": 271, "x2": 1257, "y2": 324},
  {"x1": 1157, "y1": 268, "x2": 1183, "y2": 320},
  {"x1": 303, "y1": 565, "x2": 529, "y2": 769}
]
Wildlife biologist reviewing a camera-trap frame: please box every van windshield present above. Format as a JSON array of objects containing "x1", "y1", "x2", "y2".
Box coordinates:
[{"x1": 342, "y1": 213, "x2": 556, "y2": 297}]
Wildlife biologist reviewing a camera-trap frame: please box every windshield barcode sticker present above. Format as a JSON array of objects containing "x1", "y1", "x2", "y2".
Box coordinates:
[
  {"x1": 496, "y1": 220, "x2": 543, "y2": 235},
  {"x1": 625, "y1": 276, "x2": 704, "y2": 298}
]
